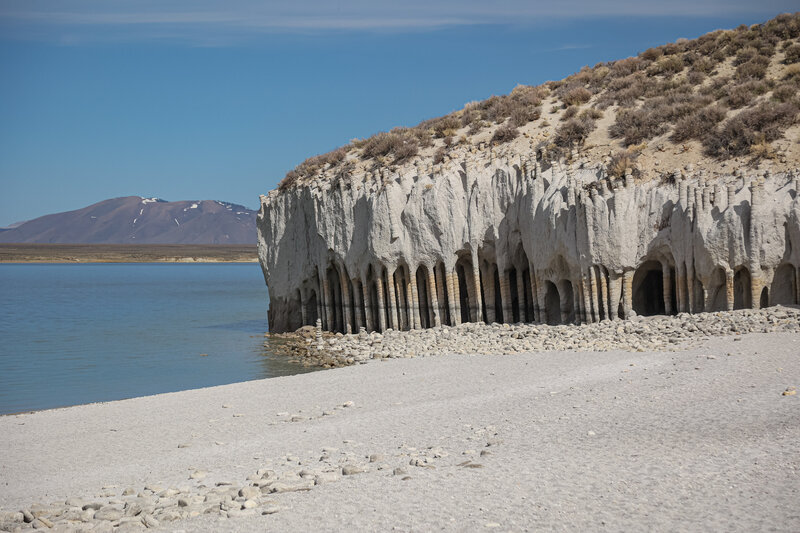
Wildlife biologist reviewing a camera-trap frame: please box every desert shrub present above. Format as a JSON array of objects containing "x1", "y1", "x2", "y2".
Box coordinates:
[
  {"x1": 691, "y1": 56, "x2": 716, "y2": 74},
  {"x1": 361, "y1": 131, "x2": 418, "y2": 162},
  {"x1": 772, "y1": 83, "x2": 798, "y2": 102},
  {"x1": 699, "y1": 75, "x2": 730, "y2": 97},
  {"x1": 725, "y1": 80, "x2": 767, "y2": 108},
  {"x1": 785, "y1": 63, "x2": 800, "y2": 80},
  {"x1": 608, "y1": 57, "x2": 647, "y2": 78},
  {"x1": 554, "y1": 116, "x2": 596, "y2": 149},
  {"x1": 735, "y1": 55, "x2": 770, "y2": 79},
  {"x1": 749, "y1": 136, "x2": 777, "y2": 160},
  {"x1": 785, "y1": 43, "x2": 800, "y2": 64},
  {"x1": 433, "y1": 147, "x2": 446, "y2": 164},
  {"x1": 428, "y1": 115, "x2": 461, "y2": 138},
  {"x1": 648, "y1": 55, "x2": 685, "y2": 76},
  {"x1": 490, "y1": 123, "x2": 519, "y2": 144},
  {"x1": 460, "y1": 108, "x2": 480, "y2": 128},
  {"x1": 581, "y1": 108, "x2": 604, "y2": 120},
  {"x1": 562, "y1": 87, "x2": 592, "y2": 106},
  {"x1": 686, "y1": 70, "x2": 706, "y2": 85},
  {"x1": 704, "y1": 101, "x2": 799, "y2": 157},
  {"x1": 607, "y1": 149, "x2": 639, "y2": 178},
  {"x1": 641, "y1": 47, "x2": 663, "y2": 61},
  {"x1": 561, "y1": 106, "x2": 578, "y2": 121},
  {"x1": 467, "y1": 120, "x2": 486, "y2": 135},
  {"x1": 609, "y1": 108, "x2": 666, "y2": 146},
  {"x1": 734, "y1": 46, "x2": 759, "y2": 65},
  {"x1": 510, "y1": 105, "x2": 541, "y2": 127},
  {"x1": 671, "y1": 105, "x2": 727, "y2": 142}
]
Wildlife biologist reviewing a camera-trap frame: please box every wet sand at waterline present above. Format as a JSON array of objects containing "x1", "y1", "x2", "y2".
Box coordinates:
[{"x1": 0, "y1": 332, "x2": 798, "y2": 532}]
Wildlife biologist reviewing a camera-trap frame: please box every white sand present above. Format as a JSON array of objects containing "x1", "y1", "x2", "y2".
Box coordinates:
[{"x1": 1, "y1": 332, "x2": 798, "y2": 532}]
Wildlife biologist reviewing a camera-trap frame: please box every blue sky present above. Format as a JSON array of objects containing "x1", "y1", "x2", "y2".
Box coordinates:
[{"x1": 0, "y1": 1, "x2": 797, "y2": 226}]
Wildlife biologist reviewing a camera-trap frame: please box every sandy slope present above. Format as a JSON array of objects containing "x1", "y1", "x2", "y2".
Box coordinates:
[{"x1": 1, "y1": 332, "x2": 798, "y2": 532}]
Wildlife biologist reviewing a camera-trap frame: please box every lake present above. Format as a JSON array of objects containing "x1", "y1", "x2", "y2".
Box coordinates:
[{"x1": 0, "y1": 263, "x2": 313, "y2": 415}]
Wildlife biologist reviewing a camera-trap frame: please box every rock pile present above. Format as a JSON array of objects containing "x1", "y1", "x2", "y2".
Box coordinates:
[{"x1": 277, "y1": 306, "x2": 800, "y2": 368}]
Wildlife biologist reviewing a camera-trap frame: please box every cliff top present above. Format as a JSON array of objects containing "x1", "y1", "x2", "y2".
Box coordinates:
[{"x1": 277, "y1": 13, "x2": 800, "y2": 192}]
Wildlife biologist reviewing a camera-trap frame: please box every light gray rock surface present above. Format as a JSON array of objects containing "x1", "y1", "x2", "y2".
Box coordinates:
[{"x1": 257, "y1": 148, "x2": 800, "y2": 334}]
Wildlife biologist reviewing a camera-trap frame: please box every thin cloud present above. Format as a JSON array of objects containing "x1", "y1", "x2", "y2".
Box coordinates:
[{"x1": 1, "y1": 0, "x2": 797, "y2": 43}]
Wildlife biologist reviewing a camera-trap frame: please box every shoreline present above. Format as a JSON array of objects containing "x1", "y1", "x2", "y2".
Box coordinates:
[
  {"x1": 0, "y1": 244, "x2": 258, "y2": 263},
  {"x1": 1, "y1": 329, "x2": 798, "y2": 531}
]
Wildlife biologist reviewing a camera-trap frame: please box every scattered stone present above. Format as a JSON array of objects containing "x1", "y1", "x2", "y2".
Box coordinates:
[
  {"x1": 238, "y1": 487, "x2": 260, "y2": 500},
  {"x1": 93, "y1": 506, "x2": 123, "y2": 521},
  {"x1": 342, "y1": 465, "x2": 367, "y2": 475},
  {"x1": 783, "y1": 387, "x2": 797, "y2": 396},
  {"x1": 190, "y1": 470, "x2": 207, "y2": 480}
]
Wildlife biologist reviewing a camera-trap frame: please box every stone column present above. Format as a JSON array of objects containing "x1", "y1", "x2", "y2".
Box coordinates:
[
  {"x1": 353, "y1": 280, "x2": 363, "y2": 331},
  {"x1": 536, "y1": 277, "x2": 548, "y2": 324},
  {"x1": 471, "y1": 251, "x2": 483, "y2": 323},
  {"x1": 427, "y1": 265, "x2": 441, "y2": 327},
  {"x1": 686, "y1": 263, "x2": 695, "y2": 314},
  {"x1": 727, "y1": 184, "x2": 735, "y2": 210},
  {"x1": 750, "y1": 272, "x2": 763, "y2": 310},
  {"x1": 339, "y1": 271, "x2": 352, "y2": 334},
  {"x1": 725, "y1": 269, "x2": 734, "y2": 311},
  {"x1": 516, "y1": 268, "x2": 527, "y2": 322},
  {"x1": 483, "y1": 265, "x2": 496, "y2": 323},
  {"x1": 581, "y1": 276, "x2": 593, "y2": 324},
  {"x1": 386, "y1": 269, "x2": 398, "y2": 331},
  {"x1": 608, "y1": 271, "x2": 622, "y2": 320},
  {"x1": 499, "y1": 268, "x2": 513, "y2": 323},
  {"x1": 662, "y1": 264, "x2": 672, "y2": 315},
  {"x1": 375, "y1": 273, "x2": 387, "y2": 331},
  {"x1": 434, "y1": 265, "x2": 448, "y2": 325},
  {"x1": 589, "y1": 267, "x2": 600, "y2": 322},
  {"x1": 323, "y1": 278, "x2": 333, "y2": 331},
  {"x1": 796, "y1": 266, "x2": 800, "y2": 305},
  {"x1": 599, "y1": 269, "x2": 610, "y2": 320},
  {"x1": 622, "y1": 270, "x2": 633, "y2": 319},
  {"x1": 674, "y1": 263, "x2": 684, "y2": 313},
  {"x1": 394, "y1": 273, "x2": 405, "y2": 330},
  {"x1": 572, "y1": 282, "x2": 582, "y2": 324},
  {"x1": 406, "y1": 267, "x2": 420, "y2": 329},
  {"x1": 409, "y1": 267, "x2": 421, "y2": 329},
  {"x1": 529, "y1": 263, "x2": 540, "y2": 323},
  {"x1": 299, "y1": 289, "x2": 307, "y2": 326},
  {"x1": 447, "y1": 267, "x2": 461, "y2": 326},
  {"x1": 362, "y1": 279, "x2": 373, "y2": 332}
]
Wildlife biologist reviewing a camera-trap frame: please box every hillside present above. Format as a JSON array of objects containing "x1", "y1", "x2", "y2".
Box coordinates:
[
  {"x1": 278, "y1": 13, "x2": 800, "y2": 190},
  {"x1": 0, "y1": 197, "x2": 257, "y2": 244}
]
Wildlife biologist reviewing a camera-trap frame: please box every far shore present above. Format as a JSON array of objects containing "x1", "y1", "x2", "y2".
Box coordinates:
[{"x1": 0, "y1": 243, "x2": 258, "y2": 263}]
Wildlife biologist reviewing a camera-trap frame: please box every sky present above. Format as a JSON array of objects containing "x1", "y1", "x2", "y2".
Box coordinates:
[{"x1": 0, "y1": 1, "x2": 798, "y2": 227}]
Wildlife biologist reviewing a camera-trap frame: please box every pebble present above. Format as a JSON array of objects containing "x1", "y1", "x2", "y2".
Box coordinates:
[{"x1": 341, "y1": 465, "x2": 367, "y2": 475}]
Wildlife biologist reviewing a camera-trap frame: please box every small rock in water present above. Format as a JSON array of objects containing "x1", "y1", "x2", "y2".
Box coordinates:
[{"x1": 783, "y1": 386, "x2": 797, "y2": 396}]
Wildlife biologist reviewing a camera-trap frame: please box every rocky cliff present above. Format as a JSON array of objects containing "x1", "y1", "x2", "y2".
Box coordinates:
[{"x1": 258, "y1": 143, "x2": 800, "y2": 333}]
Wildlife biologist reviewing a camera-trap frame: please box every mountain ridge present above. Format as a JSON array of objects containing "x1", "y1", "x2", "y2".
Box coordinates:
[{"x1": 0, "y1": 196, "x2": 257, "y2": 244}]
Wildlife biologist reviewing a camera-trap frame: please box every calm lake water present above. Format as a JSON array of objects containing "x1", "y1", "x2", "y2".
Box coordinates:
[{"x1": 0, "y1": 263, "x2": 313, "y2": 415}]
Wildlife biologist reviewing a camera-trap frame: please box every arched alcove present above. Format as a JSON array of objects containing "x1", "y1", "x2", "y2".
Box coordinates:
[
  {"x1": 707, "y1": 267, "x2": 727, "y2": 312},
  {"x1": 733, "y1": 267, "x2": 752, "y2": 310},
  {"x1": 456, "y1": 263, "x2": 471, "y2": 323},
  {"x1": 760, "y1": 286, "x2": 769, "y2": 309},
  {"x1": 632, "y1": 260, "x2": 665, "y2": 316},
  {"x1": 544, "y1": 281, "x2": 561, "y2": 325},
  {"x1": 509, "y1": 267, "x2": 520, "y2": 323},
  {"x1": 493, "y1": 266, "x2": 504, "y2": 324},
  {"x1": 771, "y1": 263, "x2": 796, "y2": 305},
  {"x1": 559, "y1": 279, "x2": 575, "y2": 324}
]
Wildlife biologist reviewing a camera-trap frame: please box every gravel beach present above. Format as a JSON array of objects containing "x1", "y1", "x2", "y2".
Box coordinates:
[{"x1": 1, "y1": 318, "x2": 798, "y2": 532}]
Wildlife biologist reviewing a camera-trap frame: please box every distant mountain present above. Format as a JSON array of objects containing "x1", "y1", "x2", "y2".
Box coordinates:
[{"x1": 0, "y1": 197, "x2": 257, "y2": 244}]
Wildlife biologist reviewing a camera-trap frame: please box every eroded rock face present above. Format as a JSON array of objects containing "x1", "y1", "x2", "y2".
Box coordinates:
[{"x1": 258, "y1": 149, "x2": 800, "y2": 333}]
